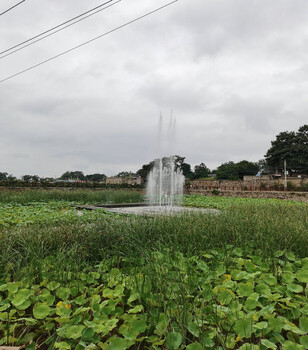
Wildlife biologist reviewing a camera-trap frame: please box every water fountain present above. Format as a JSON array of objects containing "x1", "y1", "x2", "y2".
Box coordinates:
[
  {"x1": 74, "y1": 114, "x2": 217, "y2": 215},
  {"x1": 146, "y1": 156, "x2": 185, "y2": 207}
]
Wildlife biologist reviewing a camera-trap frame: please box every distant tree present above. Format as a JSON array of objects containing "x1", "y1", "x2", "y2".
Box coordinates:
[
  {"x1": 40, "y1": 177, "x2": 54, "y2": 182},
  {"x1": 265, "y1": 124, "x2": 308, "y2": 174},
  {"x1": 136, "y1": 161, "x2": 155, "y2": 181},
  {"x1": 216, "y1": 162, "x2": 238, "y2": 180},
  {"x1": 216, "y1": 161, "x2": 258, "y2": 180},
  {"x1": 116, "y1": 171, "x2": 136, "y2": 178},
  {"x1": 22, "y1": 175, "x2": 40, "y2": 182},
  {"x1": 60, "y1": 171, "x2": 85, "y2": 180},
  {"x1": 181, "y1": 162, "x2": 194, "y2": 179},
  {"x1": 85, "y1": 173, "x2": 106, "y2": 182},
  {"x1": 193, "y1": 163, "x2": 211, "y2": 179},
  {"x1": 236, "y1": 160, "x2": 259, "y2": 179},
  {"x1": 0, "y1": 172, "x2": 8, "y2": 181}
]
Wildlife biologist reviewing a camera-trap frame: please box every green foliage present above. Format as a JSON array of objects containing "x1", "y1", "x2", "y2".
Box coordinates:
[
  {"x1": 193, "y1": 163, "x2": 211, "y2": 179},
  {"x1": 60, "y1": 171, "x2": 86, "y2": 180},
  {"x1": 0, "y1": 189, "x2": 143, "y2": 205},
  {"x1": 216, "y1": 160, "x2": 259, "y2": 180},
  {"x1": 0, "y1": 191, "x2": 307, "y2": 348},
  {"x1": 85, "y1": 173, "x2": 106, "y2": 182},
  {"x1": 265, "y1": 124, "x2": 308, "y2": 174},
  {"x1": 0, "y1": 248, "x2": 307, "y2": 349},
  {"x1": 0, "y1": 172, "x2": 8, "y2": 181}
]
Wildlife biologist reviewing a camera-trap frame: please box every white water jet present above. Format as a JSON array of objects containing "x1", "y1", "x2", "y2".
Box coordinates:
[{"x1": 146, "y1": 156, "x2": 185, "y2": 207}]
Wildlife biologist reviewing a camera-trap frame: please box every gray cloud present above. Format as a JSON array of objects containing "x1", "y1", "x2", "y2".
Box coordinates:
[{"x1": 0, "y1": 0, "x2": 307, "y2": 177}]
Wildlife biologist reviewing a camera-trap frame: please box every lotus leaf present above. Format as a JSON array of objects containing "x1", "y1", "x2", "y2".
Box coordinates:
[
  {"x1": 33, "y1": 303, "x2": 51, "y2": 319},
  {"x1": 165, "y1": 331, "x2": 182, "y2": 349}
]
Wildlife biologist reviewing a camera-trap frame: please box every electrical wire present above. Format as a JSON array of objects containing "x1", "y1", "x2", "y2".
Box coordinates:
[
  {"x1": 0, "y1": 0, "x2": 178, "y2": 84},
  {"x1": 0, "y1": 0, "x2": 122, "y2": 60},
  {"x1": 0, "y1": 0, "x2": 25, "y2": 16},
  {"x1": 0, "y1": 0, "x2": 116, "y2": 57}
]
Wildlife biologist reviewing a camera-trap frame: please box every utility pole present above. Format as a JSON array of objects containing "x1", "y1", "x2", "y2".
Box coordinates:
[{"x1": 284, "y1": 160, "x2": 287, "y2": 191}]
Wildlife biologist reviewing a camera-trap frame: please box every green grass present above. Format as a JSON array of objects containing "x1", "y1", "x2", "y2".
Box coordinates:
[
  {"x1": 0, "y1": 191, "x2": 307, "y2": 349},
  {"x1": 0, "y1": 189, "x2": 144, "y2": 205}
]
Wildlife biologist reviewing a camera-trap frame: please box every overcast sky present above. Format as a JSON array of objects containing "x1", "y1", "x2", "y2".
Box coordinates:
[{"x1": 0, "y1": 0, "x2": 307, "y2": 178}]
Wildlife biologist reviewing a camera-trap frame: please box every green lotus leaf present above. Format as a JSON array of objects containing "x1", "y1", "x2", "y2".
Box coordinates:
[
  {"x1": 47, "y1": 281, "x2": 60, "y2": 291},
  {"x1": 56, "y1": 304, "x2": 72, "y2": 317},
  {"x1": 254, "y1": 321, "x2": 268, "y2": 330},
  {"x1": 119, "y1": 319, "x2": 147, "y2": 341},
  {"x1": 128, "y1": 305, "x2": 143, "y2": 314},
  {"x1": 93, "y1": 317, "x2": 118, "y2": 335},
  {"x1": 165, "y1": 331, "x2": 182, "y2": 350},
  {"x1": 62, "y1": 325, "x2": 85, "y2": 340},
  {"x1": 263, "y1": 274, "x2": 277, "y2": 286},
  {"x1": 0, "y1": 283, "x2": 8, "y2": 292},
  {"x1": 56, "y1": 287, "x2": 70, "y2": 300},
  {"x1": 299, "y1": 317, "x2": 308, "y2": 332},
  {"x1": 287, "y1": 283, "x2": 304, "y2": 293},
  {"x1": 237, "y1": 283, "x2": 254, "y2": 297},
  {"x1": 11, "y1": 289, "x2": 32, "y2": 310},
  {"x1": 285, "y1": 252, "x2": 296, "y2": 261},
  {"x1": 225, "y1": 334, "x2": 236, "y2": 349},
  {"x1": 255, "y1": 283, "x2": 271, "y2": 297},
  {"x1": 54, "y1": 342, "x2": 71, "y2": 349},
  {"x1": 108, "y1": 336, "x2": 133, "y2": 350},
  {"x1": 295, "y1": 269, "x2": 308, "y2": 283},
  {"x1": 154, "y1": 313, "x2": 169, "y2": 336},
  {"x1": 234, "y1": 318, "x2": 253, "y2": 338},
  {"x1": 281, "y1": 273, "x2": 294, "y2": 284},
  {"x1": 33, "y1": 303, "x2": 51, "y2": 319},
  {"x1": 186, "y1": 342, "x2": 203, "y2": 350},
  {"x1": 283, "y1": 321, "x2": 305, "y2": 335},
  {"x1": 261, "y1": 339, "x2": 277, "y2": 349},
  {"x1": 215, "y1": 287, "x2": 234, "y2": 305},
  {"x1": 300, "y1": 335, "x2": 308, "y2": 348},
  {"x1": 282, "y1": 340, "x2": 305, "y2": 350},
  {"x1": 7, "y1": 282, "x2": 18, "y2": 294},
  {"x1": 187, "y1": 321, "x2": 200, "y2": 337},
  {"x1": 74, "y1": 296, "x2": 87, "y2": 305},
  {"x1": 275, "y1": 250, "x2": 284, "y2": 257}
]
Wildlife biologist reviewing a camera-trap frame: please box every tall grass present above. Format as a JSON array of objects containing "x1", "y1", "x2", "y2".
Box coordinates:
[
  {"x1": 0, "y1": 188, "x2": 144, "y2": 204},
  {"x1": 1, "y1": 201, "x2": 307, "y2": 280}
]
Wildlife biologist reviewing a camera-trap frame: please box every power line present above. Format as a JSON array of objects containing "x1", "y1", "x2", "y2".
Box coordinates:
[
  {"x1": 0, "y1": 0, "x2": 121, "y2": 60},
  {"x1": 0, "y1": 0, "x2": 25, "y2": 16},
  {"x1": 0, "y1": 0, "x2": 116, "y2": 58},
  {"x1": 0, "y1": 0, "x2": 178, "y2": 84}
]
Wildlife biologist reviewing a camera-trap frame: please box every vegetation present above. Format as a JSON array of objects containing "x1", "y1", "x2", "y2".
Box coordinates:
[
  {"x1": 0, "y1": 190, "x2": 307, "y2": 349},
  {"x1": 265, "y1": 124, "x2": 308, "y2": 175},
  {"x1": 216, "y1": 161, "x2": 259, "y2": 180}
]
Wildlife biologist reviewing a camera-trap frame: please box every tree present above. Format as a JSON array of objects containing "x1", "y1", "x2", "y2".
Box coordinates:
[
  {"x1": 216, "y1": 162, "x2": 239, "y2": 180},
  {"x1": 193, "y1": 163, "x2": 211, "y2": 179},
  {"x1": 22, "y1": 175, "x2": 40, "y2": 182},
  {"x1": 136, "y1": 161, "x2": 155, "y2": 181},
  {"x1": 116, "y1": 171, "x2": 136, "y2": 178},
  {"x1": 0, "y1": 172, "x2": 8, "y2": 181},
  {"x1": 216, "y1": 161, "x2": 259, "y2": 180},
  {"x1": 60, "y1": 171, "x2": 85, "y2": 180},
  {"x1": 85, "y1": 173, "x2": 106, "y2": 182},
  {"x1": 264, "y1": 125, "x2": 308, "y2": 175},
  {"x1": 181, "y1": 162, "x2": 193, "y2": 179}
]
